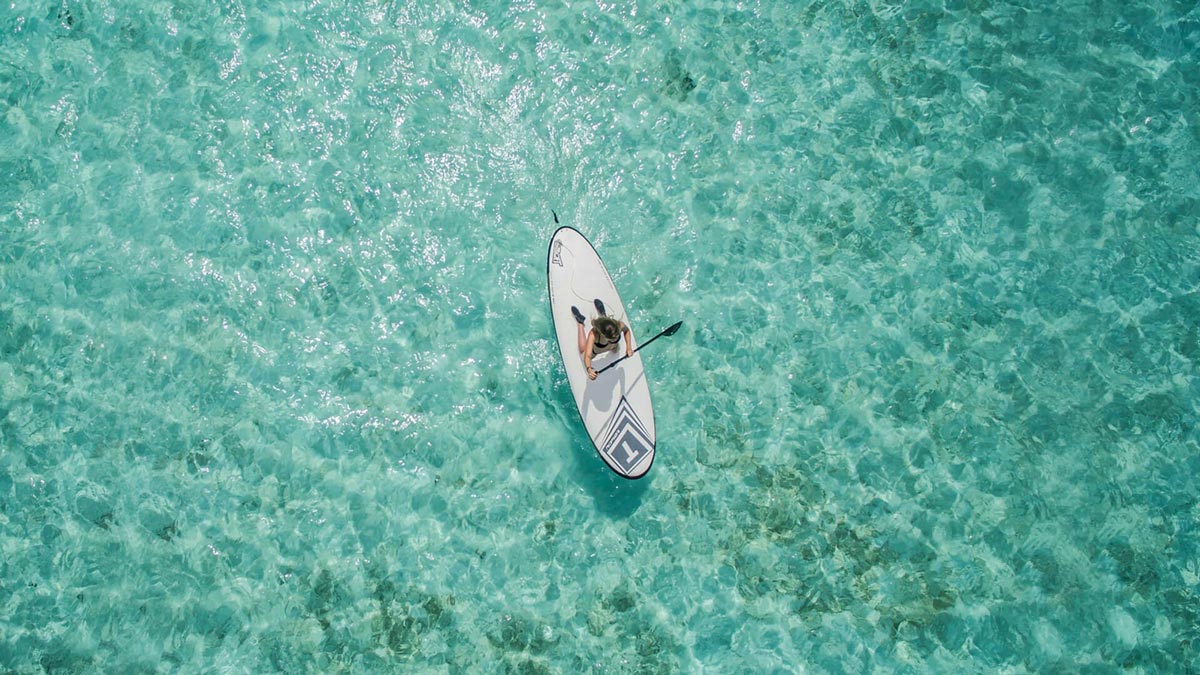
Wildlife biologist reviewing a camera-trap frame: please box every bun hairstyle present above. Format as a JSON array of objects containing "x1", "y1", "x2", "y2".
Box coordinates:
[{"x1": 592, "y1": 316, "x2": 623, "y2": 341}]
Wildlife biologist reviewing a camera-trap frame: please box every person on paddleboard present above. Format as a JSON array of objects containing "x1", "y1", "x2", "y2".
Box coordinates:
[{"x1": 571, "y1": 299, "x2": 633, "y2": 380}]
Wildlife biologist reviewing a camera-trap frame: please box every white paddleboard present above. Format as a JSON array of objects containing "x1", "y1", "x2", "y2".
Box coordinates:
[{"x1": 547, "y1": 226, "x2": 655, "y2": 479}]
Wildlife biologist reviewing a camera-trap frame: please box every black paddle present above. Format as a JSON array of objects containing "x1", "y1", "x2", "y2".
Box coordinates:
[{"x1": 595, "y1": 321, "x2": 683, "y2": 375}]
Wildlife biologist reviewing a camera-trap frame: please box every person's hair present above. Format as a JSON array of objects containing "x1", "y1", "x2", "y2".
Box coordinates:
[{"x1": 593, "y1": 316, "x2": 622, "y2": 341}]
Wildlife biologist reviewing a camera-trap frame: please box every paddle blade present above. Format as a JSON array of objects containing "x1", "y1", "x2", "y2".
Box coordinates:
[{"x1": 663, "y1": 321, "x2": 683, "y2": 336}]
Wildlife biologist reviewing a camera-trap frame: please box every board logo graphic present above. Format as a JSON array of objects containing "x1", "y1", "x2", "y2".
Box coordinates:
[
  {"x1": 600, "y1": 396, "x2": 653, "y2": 474},
  {"x1": 551, "y1": 241, "x2": 564, "y2": 267}
]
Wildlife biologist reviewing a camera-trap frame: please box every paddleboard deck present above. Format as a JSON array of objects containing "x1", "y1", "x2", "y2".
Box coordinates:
[{"x1": 547, "y1": 226, "x2": 655, "y2": 479}]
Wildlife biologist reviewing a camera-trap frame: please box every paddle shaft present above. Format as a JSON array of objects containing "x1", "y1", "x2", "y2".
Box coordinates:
[{"x1": 595, "y1": 321, "x2": 682, "y2": 375}]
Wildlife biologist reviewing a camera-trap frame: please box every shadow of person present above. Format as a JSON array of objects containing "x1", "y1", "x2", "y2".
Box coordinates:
[{"x1": 580, "y1": 350, "x2": 623, "y2": 421}]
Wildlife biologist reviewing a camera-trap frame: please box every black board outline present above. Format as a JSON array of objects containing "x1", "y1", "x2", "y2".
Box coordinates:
[{"x1": 546, "y1": 225, "x2": 656, "y2": 480}]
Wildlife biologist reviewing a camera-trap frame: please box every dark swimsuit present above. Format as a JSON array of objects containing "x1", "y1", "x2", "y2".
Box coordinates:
[{"x1": 591, "y1": 329, "x2": 621, "y2": 356}]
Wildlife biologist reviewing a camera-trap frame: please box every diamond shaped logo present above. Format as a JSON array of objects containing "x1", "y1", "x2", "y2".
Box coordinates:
[{"x1": 600, "y1": 397, "x2": 653, "y2": 475}]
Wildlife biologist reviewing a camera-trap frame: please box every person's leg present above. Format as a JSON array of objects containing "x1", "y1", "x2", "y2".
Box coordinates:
[{"x1": 572, "y1": 306, "x2": 588, "y2": 353}]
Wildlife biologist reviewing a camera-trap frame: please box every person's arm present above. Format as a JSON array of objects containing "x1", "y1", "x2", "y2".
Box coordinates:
[
  {"x1": 584, "y1": 332, "x2": 597, "y2": 379},
  {"x1": 622, "y1": 325, "x2": 633, "y2": 357}
]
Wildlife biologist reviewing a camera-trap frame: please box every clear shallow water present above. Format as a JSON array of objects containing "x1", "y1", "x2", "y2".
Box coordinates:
[{"x1": 1, "y1": 0, "x2": 1198, "y2": 671}]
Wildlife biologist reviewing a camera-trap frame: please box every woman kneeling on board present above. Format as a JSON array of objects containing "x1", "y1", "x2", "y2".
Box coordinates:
[{"x1": 571, "y1": 299, "x2": 633, "y2": 380}]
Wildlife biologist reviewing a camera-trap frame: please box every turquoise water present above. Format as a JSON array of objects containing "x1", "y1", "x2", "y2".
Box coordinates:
[{"x1": 2, "y1": 0, "x2": 1198, "y2": 671}]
